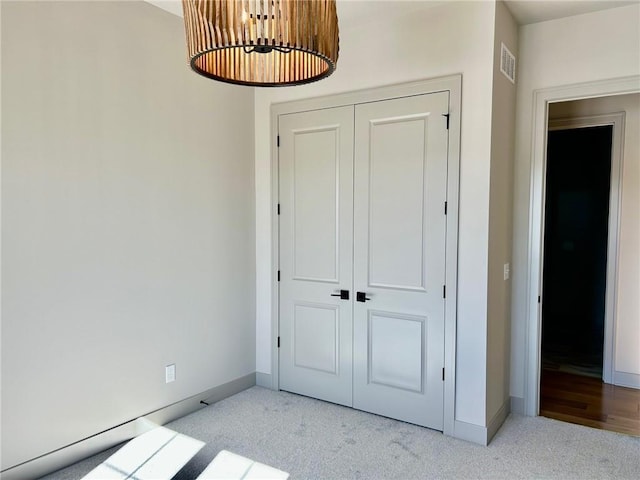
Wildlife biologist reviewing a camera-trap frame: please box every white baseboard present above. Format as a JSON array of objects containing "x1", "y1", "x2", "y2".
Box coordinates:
[
  {"x1": 613, "y1": 371, "x2": 640, "y2": 389},
  {"x1": 510, "y1": 396, "x2": 525, "y2": 415},
  {"x1": 256, "y1": 372, "x2": 273, "y2": 389},
  {"x1": 453, "y1": 420, "x2": 488, "y2": 445},
  {"x1": 0, "y1": 373, "x2": 256, "y2": 480},
  {"x1": 487, "y1": 399, "x2": 510, "y2": 443},
  {"x1": 453, "y1": 398, "x2": 510, "y2": 446}
]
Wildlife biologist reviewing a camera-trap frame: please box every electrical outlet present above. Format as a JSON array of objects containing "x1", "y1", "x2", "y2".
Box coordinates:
[
  {"x1": 504, "y1": 263, "x2": 510, "y2": 281},
  {"x1": 165, "y1": 364, "x2": 176, "y2": 383}
]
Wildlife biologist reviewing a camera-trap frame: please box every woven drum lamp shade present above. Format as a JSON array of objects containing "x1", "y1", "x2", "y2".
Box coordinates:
[{"x1": 181, "y1": 0, "x2": 339, "y2": 87}]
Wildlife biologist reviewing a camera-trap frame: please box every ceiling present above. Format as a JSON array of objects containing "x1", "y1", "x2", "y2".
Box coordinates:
[
  {"x1": 505, "y1": 0, "x2": 638, "y2": 25},
  {"x1": 146, "y1": 0, "x2": 639, "y2": 26}
]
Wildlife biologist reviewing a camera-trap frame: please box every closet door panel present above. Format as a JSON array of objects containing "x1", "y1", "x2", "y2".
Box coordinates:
[
  {"x1": 353, "y1": 92, "x2": 449, "y2": 430},
  {"x1": 278, "y1": 106, "x2": 355, "y2": 407}
]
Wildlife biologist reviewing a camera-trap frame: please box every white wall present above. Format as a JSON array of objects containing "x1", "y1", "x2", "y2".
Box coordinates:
[
  {"x1": 255, "y1": 0, "x2": 497, "y2": 427},
  {"x1": 549, "y1": 94, "x2": 640, "y2": 386},
  {"x1": 511, "y1": 5, "x2": 640, "y2": 400},
  {"x1": 486, "y1": 0, "x2": 517, "y2": 424},
  {"x1": 1, "y1": 1, "x2": 255, "y2": 469}
]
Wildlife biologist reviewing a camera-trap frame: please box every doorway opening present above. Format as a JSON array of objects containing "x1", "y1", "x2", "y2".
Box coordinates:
[
  {"x1": 538, "y1": 104, "x2": 640, "y2": 435},
  {"x1": 540, "y1": 123, "x2": 613, "y2": 379},
  {"x1": 524, "y1": 79, "x2": 640, "y2": 428}
]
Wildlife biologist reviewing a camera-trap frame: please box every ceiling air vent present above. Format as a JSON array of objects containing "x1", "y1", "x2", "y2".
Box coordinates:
[{"x1": 500, "y1": 43, "x2": 516, "y2": 84}]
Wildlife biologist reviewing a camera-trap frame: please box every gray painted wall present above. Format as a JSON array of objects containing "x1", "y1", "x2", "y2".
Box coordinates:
[
  {"x1": 486, "y1": 0, "x2": 518, "y2": 424},
  {"x1": 1, "y1": 1, "x2": 255, "y2": 470}
]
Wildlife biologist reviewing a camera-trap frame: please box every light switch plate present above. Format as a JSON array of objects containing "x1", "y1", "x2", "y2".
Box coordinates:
[
  {"x1": 165, "y1": 364, "x2": 176, "y2": 383},
  {"x1": 504, "y1": 263, "x2": 510, "y2": 281}
]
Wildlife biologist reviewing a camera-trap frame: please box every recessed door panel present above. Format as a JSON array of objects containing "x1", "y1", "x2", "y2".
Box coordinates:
[
  {"x1": 356, "y1": 308, "x2": 444, "y2": 427},
  {"x1": 369, "y1": 117, "x2": 427, "y2": 290},
  {"x1": 369, "y1": 311, "x2": 425, "y2": 393},
  {"x1": 294, "y1": 303, "x2": 338, "y2": 375},
  {"x1": 293, "y1": 128, "x2": 339, "y2": 282}
]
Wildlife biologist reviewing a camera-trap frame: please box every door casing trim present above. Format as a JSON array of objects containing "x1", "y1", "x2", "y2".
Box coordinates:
[{"x1": 269, "y1": 75, "x2": 462, "y2": 437}]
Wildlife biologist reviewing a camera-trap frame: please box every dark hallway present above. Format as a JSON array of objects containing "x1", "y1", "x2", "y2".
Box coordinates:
[{"x1": 540, "y1": 125, "x2": 612, "y2": 378}]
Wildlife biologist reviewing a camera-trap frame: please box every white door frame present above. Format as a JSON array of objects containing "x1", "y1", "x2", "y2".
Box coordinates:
[
  {"x1": 270, "y1": 75, "x2": 462, "y2": 436},
  {"x1": 524, "y1": 75, "x2": 639, "y2": 417}
]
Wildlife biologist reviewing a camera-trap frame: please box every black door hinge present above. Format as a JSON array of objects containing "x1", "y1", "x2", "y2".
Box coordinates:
[
  {"x1": 444, "y1": 201, "x2": 448, "y2": 215},
  {"x1": 443, "y1": 285, "x2": 446, "y2": 299},
  {"x1": 442, "y1": 368, "x2": 445, "y2": 381},
  {"x1": 538, "y1": 295, "x2": 541, "y2": 304},
  {"x1": 277, "y1": 203, "x2": 280, "y2": 215},
  {"x1": 443, "y1": 113, "x2": 450, "y2": 130},
  {"x1": 277, "y1": 336, "x2": 280, "y2": 348},
  {"x1": 277, "y1": 270, "x2": 281, "y2": 282},
  {"x1": 277, "y1": 135, "x2": 280, "y2": 147}
]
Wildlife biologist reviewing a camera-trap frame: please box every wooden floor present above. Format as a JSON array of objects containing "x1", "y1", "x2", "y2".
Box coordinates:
[{"x1": 540, "y1": 370, "x2": 640, "y2": 436}]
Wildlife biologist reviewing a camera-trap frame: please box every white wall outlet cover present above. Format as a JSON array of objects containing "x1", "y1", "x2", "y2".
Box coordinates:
[
  {"x1": 503, "y1": 263, "x2": 510, "y2": 281},
  {"x1": 165, "y1": 364, "x2": 176, "y2": 383}
]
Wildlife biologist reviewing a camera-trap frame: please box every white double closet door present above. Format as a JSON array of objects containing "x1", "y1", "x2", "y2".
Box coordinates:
[{"x1": 278, "y1": 92, "x2": 449, "y2": 430}]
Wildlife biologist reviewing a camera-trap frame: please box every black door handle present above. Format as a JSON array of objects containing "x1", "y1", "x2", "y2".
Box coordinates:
[
  {"x1": 356, "y1": 292, "x2": 371, "y2": 302},
  {"x1": 330, "y1": 289, "x2": 350, "y2": 300}
]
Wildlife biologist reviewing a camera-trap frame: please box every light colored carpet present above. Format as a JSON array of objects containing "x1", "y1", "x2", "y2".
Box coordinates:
[{"x1": 42, "y1": 386, "x2": 640, "y2": 479}]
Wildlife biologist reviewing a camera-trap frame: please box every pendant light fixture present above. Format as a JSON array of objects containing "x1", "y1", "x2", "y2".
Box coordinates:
[{"x1": 181, "y1": 0, "x2": 339, "y2": 87}]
